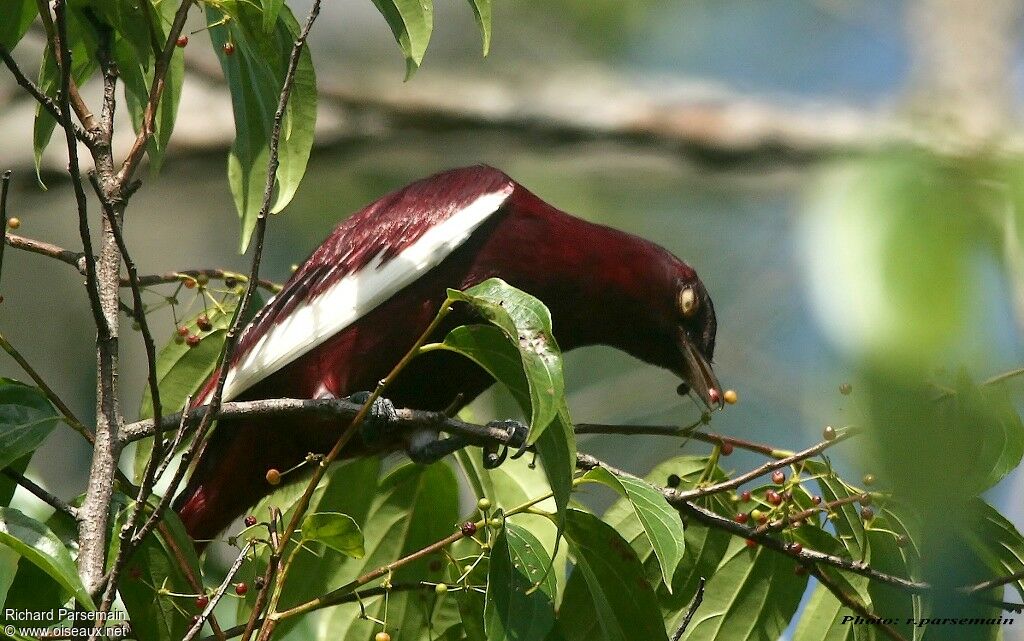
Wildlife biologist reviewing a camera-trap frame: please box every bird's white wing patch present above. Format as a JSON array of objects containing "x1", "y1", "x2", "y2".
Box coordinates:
[{"x1": 221, "y1": 189, "x2": 511, "y2": 401}]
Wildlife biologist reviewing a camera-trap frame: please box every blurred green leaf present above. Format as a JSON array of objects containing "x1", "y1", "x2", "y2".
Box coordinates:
[
  {"x1": 791, "y1": 526, "x2": 873, "y2": 641},
  {"x1": 0, "y1": 0, "x2": 37, "y2": 51},
  {"x1": 678, "y1": 537, "x2": 808, "y2": 641},
  {"x1": 0, "y1": 543, "x2": 19, "y2": 610},
  {"x1": 582, "y1": 466, "x2": 685, "y2": 590},
  {"x1": 959, "y1": 499, "x2": 1024, "y2": 602},
  {"x1": 558, "y1": 509, "x2": 668, "y2": 641},
  {"x1": 368, "y1": 0, "x2": 433, "y2": 77},
  {"x1": 0, "y1": 378, "x2": 60, "y2": 472},
  {"x1": 0, "y1": 506, "x2": 94, "y2": 610},
  {"x1": 207, "y1": 2, "x2": 317, "y2": 252},
  {"x1": 301, "y1": 512, "x2": 365, "y2": 558},
  {"x1": 485, "y1": 519, "x2": 556, "y2": 640},
  {"x1": 465, "y1": 0, "x2": 491, "y2": 55},
  {"x1": 0, "y1": 455, "x2": 29, "y2": 508},
  {"x1": 792, "y1": 584, "x2": 856, "y2": 641}
]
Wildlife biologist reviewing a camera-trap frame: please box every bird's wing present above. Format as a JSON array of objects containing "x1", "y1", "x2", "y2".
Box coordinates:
[{"x1": 218, "y1": 166, "x2": 515, "y2": 402}]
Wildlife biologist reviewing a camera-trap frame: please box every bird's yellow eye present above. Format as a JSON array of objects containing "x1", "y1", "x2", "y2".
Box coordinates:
[{"x1": 679, "y1": 287, "x2": 698, "y2": 317}]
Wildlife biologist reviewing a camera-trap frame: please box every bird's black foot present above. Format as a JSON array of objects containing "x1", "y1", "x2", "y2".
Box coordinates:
[
  {"x1": 348, "y1": 391, "x2": 399, "y2": 448},
  {"x1": 482, "y1": 419, "x2": 529, "y2": 469}
]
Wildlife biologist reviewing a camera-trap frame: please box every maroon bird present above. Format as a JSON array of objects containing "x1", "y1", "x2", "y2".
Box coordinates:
[{"x1": 175, "y1": 165, "x2": 721, "y2": 540}]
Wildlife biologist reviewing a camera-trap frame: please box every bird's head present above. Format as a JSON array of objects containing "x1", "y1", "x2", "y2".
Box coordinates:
[{"x1": 666, "y1": 268, "x2": 721, "y2": 410}]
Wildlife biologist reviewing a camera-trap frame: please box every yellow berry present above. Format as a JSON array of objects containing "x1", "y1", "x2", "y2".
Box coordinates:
[
  {"x1": 477, "y1": 498, "x2": 491, "y2": 511},
  {"x1": 375, "y1": 633, "x2": 391, "y2": 641},
  {"x1": 723, "y1": 389, "x2": 738, "y2": 405},
  {"x1": 7, "y1": 217, "x2": 20, "y2": 230}
]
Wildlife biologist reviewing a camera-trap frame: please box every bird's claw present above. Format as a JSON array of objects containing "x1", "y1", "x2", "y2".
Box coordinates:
[
  {"x1": 348, "y1": 391, "x2": 399, "y2": 447},
  {"x1": 482, "y1": 419, "x2": 529, "y2": 469}
]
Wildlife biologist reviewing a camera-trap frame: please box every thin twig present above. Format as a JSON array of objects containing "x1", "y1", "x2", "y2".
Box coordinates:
[
  {"x1": 240, "y1": 508, "x2": 282, "y2": 641},
  {"x1": 2, "y1": 468, "x2": 78, "y2": 519},
  {"x1": 575, "y1": 422, "x2": 781, "y2": 457},
  {"x1": 675, "y1": 428, "x2": 858, "y2": 501},
  {"x1": 0, "y1": 170, "x2": 10, "y2": 287},
  {"x1": 4, "y1": 232, "x2": 280, "y2": 291},
  {"x1": 183, "y1": 541, "x2": 255, "y2": 641},
  {"x1": 671, "y1": 577, "x2": 706, "y2": 641},
  {"x1": 966, "y1": 569, "x2": 1024, "y2": 595}
]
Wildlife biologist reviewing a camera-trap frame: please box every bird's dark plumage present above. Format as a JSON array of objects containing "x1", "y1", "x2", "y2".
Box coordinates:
[{"x1": 176, "y1": 165, "x2": 720, "y2": 540}]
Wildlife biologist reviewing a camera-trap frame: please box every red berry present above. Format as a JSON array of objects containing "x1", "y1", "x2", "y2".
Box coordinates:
[
  {"x1": 823, "y1": 426, "x2": 837, "y2": 441},
  {"x1": 860, "y1": 493, "x2": 872, "y2": 507},
  {"x1": 223, "y1": 41, "x2": 236, "y2": 56},
  {"x1": 788, "y1": 542, "x2": 803, "y2": 555},
  {"x1": 177, "y1": 325, "x2": 189, "y2": 337},
  {"x1": 186, "y1": 334, "x2": 200, "y2": 348},
  {"x1": 224, "y1": 276, "x2": 238, "y2": 288},
  {"x1": 811, "y1": 495, "x2": 822, "y2": 506},
  {"x1": 254, "y1": 576, "x2": 266, "y2": 589},
  {"x1": 772, "y1": 470, "x2": 785, "y2": 484},
  {"x1": 861, "y1": 507, "x2": 874, "y2": 521},
  {"x1": 766, "y1": 490, "x2": 782, "y2": 506},
  {"x1": 196, "y1": 595, "x2": 209, "y2": 609},
  {"x1": 460, "y1": 521, "x2": 478, "y2": 536},
  {"x1": 734, "y1": 513, "x2": 749, "y2": 524},
  {"x1": 708, "y1": 388, "x2": 721, "y2": 405},
  {"x1": 266, "y1": 468, "x2": 282, "y2": 485},
  {"x1": 235, "y1": 582, "x2": 248, "y2": 596},
  {"x1": 740, "y1": 490, "x2": 752, "y2": 502},
  {"x1": 183, "y1": 279, "x2": 196, "y2": 289},
  {"x1": 720, "y1": 442, "x2": 734, "y2": 456},
  {"x1": 197, "y1": 314, "x2": 212, "y2": 331},
  {"x1": 666, "y1": 474, "x2": 681, "y2": 488},
  {"x1": 176, "y1": 35, "x2": 189, "y2": 47},
  {"x1": 244, "y1": 515, "x2": 257, "y2": 527},
  {"x1": 745, "y1": 538, "x2": 757, "y2": 548}
]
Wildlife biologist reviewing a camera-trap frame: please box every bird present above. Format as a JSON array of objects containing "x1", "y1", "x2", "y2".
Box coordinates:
[{"x1": 174, "y1": 165, "x2": 721, "y2": 541}]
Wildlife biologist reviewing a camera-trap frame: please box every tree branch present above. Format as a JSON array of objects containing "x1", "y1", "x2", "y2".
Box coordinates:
[
  {"x1": 2, "y1": 468, "x2": 78, "y2": 520},
  {"x1": 0, "y1": 47, "x2": 94, "y2": 147}
]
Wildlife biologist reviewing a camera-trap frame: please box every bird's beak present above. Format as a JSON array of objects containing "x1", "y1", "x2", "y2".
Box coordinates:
[{"x1": 676, "y1": 332, "x2": 723, "y2": 411}]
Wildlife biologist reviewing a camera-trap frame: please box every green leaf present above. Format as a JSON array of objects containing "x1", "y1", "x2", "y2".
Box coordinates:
[
  {"x1": 582, "y1": 466, "x2": 685, "y2": 590},
  {"x1": 207, "y1": 3, "x2": 317, "y2": 252},
  {"x1": 867, "y1": 510, "x2": 925, "y2": 641},
  {"x1": 678, "y1": 537, "x2": 808, "y2": 641},
  {"x1": 436, "y1": 316, "x2": 574, "y2": 534},
  {"x1": 301, "y1": 512, "x2": 365, "y2": 558},
  {"x1": 944, "y1": 378, "x2": 1024, "y2": 493},
  {"x1": 600, "y1": 456, "x2": 731, "y2": 633},
  {"x1": 792, "y1": 584, "x2": 857, "y2": 641},
  {"x1": 446, "y1": 279, "x2": 566, "y2": 445},
  {"x1": 0, "y1": 542, "x2": 19, "y2": 609},
  {"x1": 559, "y1": 509, "x2": 669, "y2": 641},
  {"x1": 959, "y1": 499, "x2": 1024, "y2": 602},
  {"x1": 113, "y1": 0, "x2": 184, "y2": 173},
  {"x1": 368, "y1": 0, "x2": 433, "y2": 76},
  {"x1": 485, "y1": 520, "x2": 556, "y2": 640},
  {"x1": 465, "y1": 0, "x2": 491, "y2": 55},
  {"x1": 0, "y1": 378, "x2": 60, "y2": 472},
  {"x1": 0, "y1": 507, "x2": 94, "y2": 610},
  {"x1": 276, "y1": 462, "x2": 460, "y2": 640},
  {"x1": 803, "y1": 460, "x2": 867, "y2": 560},
  {"x1": 32, "y1": 11, "x2": 97, "y2": 185},
  {"x1": 0, "y1": 0, "x2": 37, "y2": 51}
]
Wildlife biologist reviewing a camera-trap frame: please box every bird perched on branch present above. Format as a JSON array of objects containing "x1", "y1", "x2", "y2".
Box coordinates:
[{"x1": 175, "y1": 165, "x2": 721, "y2": 540}]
